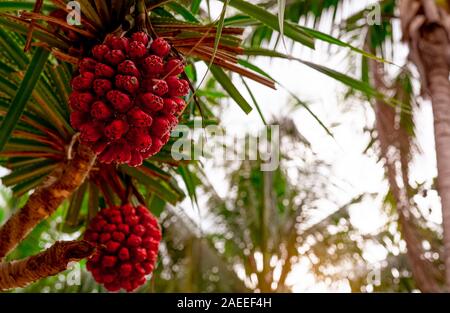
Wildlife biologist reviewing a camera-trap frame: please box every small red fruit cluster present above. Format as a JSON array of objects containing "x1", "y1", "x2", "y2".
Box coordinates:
[
  {"x1": 84, "y1": 204, "x2": 162, "y2": 292},
  {"x1": 70, "y1": 32, "x2": 189, "y2": 166}
]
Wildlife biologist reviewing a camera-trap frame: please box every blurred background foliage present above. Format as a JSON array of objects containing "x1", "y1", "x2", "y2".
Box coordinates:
[{"x1": 0, "y1": 0, "x2": 446, "y2": 292}]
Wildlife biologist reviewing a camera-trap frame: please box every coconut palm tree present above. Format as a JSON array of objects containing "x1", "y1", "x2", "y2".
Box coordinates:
[{"x1": 399, "y1": 0, "x2": 450, "y2": 289}]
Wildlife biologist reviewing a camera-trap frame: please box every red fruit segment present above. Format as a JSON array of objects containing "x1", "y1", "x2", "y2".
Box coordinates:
[
  {"x1": 129, "y1": 151, "x2": 144, "y2": 167},
  {"x1": 105, "y1": 36, "x2": 129, "y2": 51},
  {"x1": 112, "y1": 231, "x2": 125, "y2": 242},
  {"x1": 92, "y1": 44, "x2": 110, "y2": 61},
  {"x1": 78, "y1": 57, "x2": 97, "y2": 73},
  {"x1": 132, "y1": 32, "x2": 149, "y2": 46},
  {"x1": 118, "y1": 247, "x2": 130, "y2": 261},
  {"x1": 120, "y1": 263, "x2": 133, "y2": 277},
  {"x1": 162, "y1": 98, "x2": 178, "y2": 115},
  {"x1": 91, "y1": 101, "x2": 112, "y2": 120},
  {"x1": 164, "y1": 58, "x2": 185, "y2": 76},
  {"x1": 115, "y1": 75, "x2": 140, "y2": 94},
  {"x1": 128, "y1": 41, "x2": 147, "y2": 59},
  {"x1": 93, "y1": 79, "x2": 113, "y2": 96},
  {"x1": 69, "y1": 91, "x2": 94, "y2": 112},
  {"x1": 106, "y1": 90, "x2": 132, "y2": 112},
  {"x1": 151, "y1": 116, "x2": 171, "y2": 137},
  {"x1": 102, "y1": 256, "x2": 117, "y2": 268},
  {"x1": 118, "y1": 60, "x2": 140, "y2": 77},
  {"x1": 106, "y1": 241, "x2": 120, "y2": 253},
  {"x1": 150, "y1": 79, "x2": 169, "y2": 96},
  {"x1": 127, "y1": 108, "x2": 153, "y2": 127},
  {"x1": 95, "y1": 63, "x2": 115, "y2": 78},
  {"x1": 115, "y1": 140, "x2": 132, "y2": 163},
  {"x1": 166, "y1": 76, "x2": 189, "y2": 97},
  {"x1": 142, "y1": 55, "x2": 164, "y2": 74},
  {"x1": 173, "y1": 97, "x2": 187, "y2": 116},
  {"x1": 104, "y1": 120, "x2": 129, "y2": 140},
  {"x1": 70, "y1": 111, "x2": 88, "y2": 130},
  {"x1": 150, "y1": 37, "x2": 171, "y2": 57},
  {"x1": 104, "y1": 50, "x2": 126, "y2": 65},
  {"x1": 126, "y1": 128, "x2": 152, "y2": 152},
  {"x1": 140, "y1": 93, "x2": 163, "y2": 112},
  {"x1": 71, "y1": 72, "x2": 95, "y2": 91}
]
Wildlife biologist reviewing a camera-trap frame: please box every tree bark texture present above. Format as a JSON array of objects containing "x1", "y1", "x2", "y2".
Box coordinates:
[
  {"x1": 0, "y1": 144, "x2": 96, "y2": 260},
  {"x1": 400, "y1": 0, "x2": 450, "y2": 289},
  {"x1": 0, "y1": 240, "x2": 94, "y2": 290}
]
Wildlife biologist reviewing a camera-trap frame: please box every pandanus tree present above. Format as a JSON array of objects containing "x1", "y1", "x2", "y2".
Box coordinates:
[{"x1": 0, "y1": 0, "x2": 390, "y2": 292}]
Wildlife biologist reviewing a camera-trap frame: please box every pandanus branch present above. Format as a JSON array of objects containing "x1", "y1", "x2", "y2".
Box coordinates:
[
  {"x1": 0, "y1": 240, "x2": 94, "y2": 290},
  {"x1": 0, "y1": 143, "x2": 96, "y2": 260}
]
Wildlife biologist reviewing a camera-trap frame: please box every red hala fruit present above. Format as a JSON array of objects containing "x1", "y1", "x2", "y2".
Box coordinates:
[
  {"x1": 132, "y1": 32, "x2": 149, "y2": 46},
  {"x1": 140, "y1": 92, "x2": 164, "y2": 112},
  {"x1": 92, "y1": 44, "x2": 110, "y2": 61},
  {"x1": 91, "y1": 101, "x2": 112, "y2": 120},
  {"x1": 118, "y1": 60, "x2": 140, "y2": 77},
  {"x1": 166, "y1": 76, "x2": 189, "y2": 97},
  {"x1": 78, "y1": 57, "x2": 97, "y2": 73},
  {"x1": 104, "y1": 119, "x2": 129, "y2": 140},
  {"x1": 70, "y1": 111, "x2": 88, "y2": 130},
  {"x1": 115, "y1": 140, "x2": 132, "y2": 163},
  {"x1": 173, "y1": 97, "x2": 187, "y2": 116},
  {"x1": 71, "y1": 72, "x2": 95, "y2": 91},
  {"x1": 104, "y1": 50, "x2": 126, "y2": 65},
  {"x1": 95, "y1": 63, "x2": 115, "y2": 78},
  {"x1": 144, "y1": 136, "x2": 164, "y2": 157},
  {"x1": 69, "y1": 32, "x2": 187, "y2": 166},
  {"x1": 105, "y1": 36, "x2": 129, "y2": 51},
  {"x1": 126, "y1": 128, "x2": 152, "y2": 152},
  {"x1": 80, "y1": 122, "x2": 103, "y2": 142},
  {"x1": 161, "y1": 98, "x2": 178, "y2": 115},
  {"x1": 69, "y1": 91, "x2": 94, "y2": 112},
  {"x1": 151, "y1": 116, "x2": 172, "y2": 137},
  {"x1": 93, "y1": 79, "x2": 113, "y2": 96},
  {"x1": 129, "y1": 151, "x2": 144, "y2": 167},
  {"x1": 150, "y1": 37, "x2": 171, "y2": 57},
  {"x1": 142, "y1": 55, "x2": 164, "y2": 75},
  {"x1": 164, "y1": 58, "x2": 185, "y2": 76},
  {"x1": 84, "y1": 204, "x2": 161, "y2": 292},
  {"x1": 150, "y1": 79, "x2": 168, "y2": 96},
  {"x1": 106, "y1": 90, "x2": 132, "y2": 112},
  {"x1": 127, "y1": 108, "x2": 153, "y2": 127},
  {"x1": 128, "y1": 41, "x2": 147, "y2": 59},
  {"x1": 115, "y1": 75, "x2": 140, "y2": 94}
]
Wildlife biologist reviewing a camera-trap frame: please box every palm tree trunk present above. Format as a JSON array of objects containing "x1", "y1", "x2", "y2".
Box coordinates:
[
  {"x1": 370, "y1": 56, "x2": 441, "y2": 292},
  {"x1": 428, "y1": 52, "x2": 450, "y2": 288},
  {"x1": 400, "y1": 0, "x2": 450, "y2": 289}
]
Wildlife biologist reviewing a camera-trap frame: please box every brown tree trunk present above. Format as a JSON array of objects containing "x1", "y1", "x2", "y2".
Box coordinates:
[
  {"x1": 0, "y1": 143, "x2": 96, "y2": 260},
  {"x1": 426, "y1": 39, "x2": 450, "y2": 288},
  {"x1": 400, "y1": 0, "x2": 450, "y2": 290},
  {"x1": 370, "y1": 55, "x2": 441, "y2": 292},
  {"x1": 0, "y1": 240, "x2": 94, "y2": 290}
]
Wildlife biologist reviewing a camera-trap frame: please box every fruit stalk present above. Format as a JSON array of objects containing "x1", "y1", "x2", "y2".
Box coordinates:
[
  {"x1": 0, "y1": 143, "x2": 96, "y2": 260},
  {"x1": 0, "y1": 240, "x2": 94, "y2": 290}
]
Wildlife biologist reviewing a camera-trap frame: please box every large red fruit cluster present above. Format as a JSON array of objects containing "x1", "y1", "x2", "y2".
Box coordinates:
[
  {"x1": 84, "y1": 204, "x2": 162, "y2": 292},
  {"x1": 69, "y1": 32, "x2": 189, "y2": 166}
]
